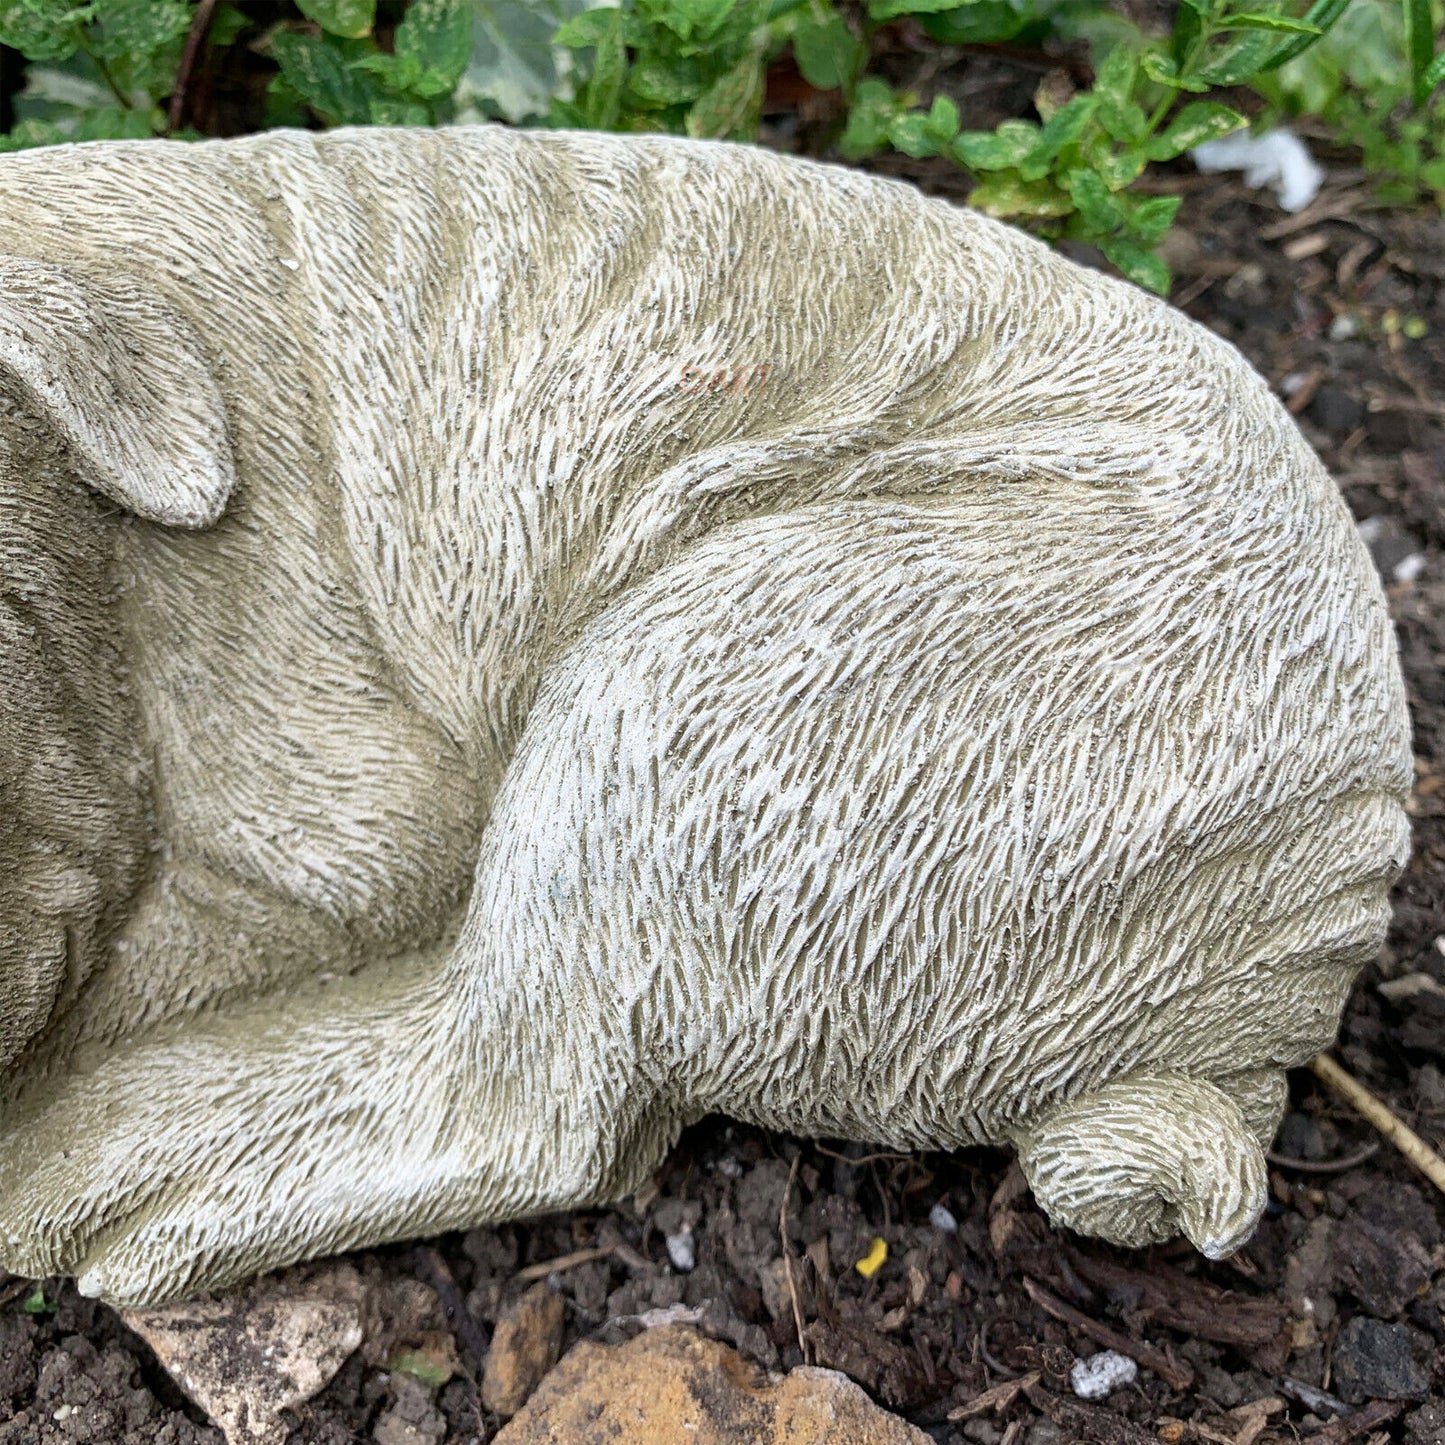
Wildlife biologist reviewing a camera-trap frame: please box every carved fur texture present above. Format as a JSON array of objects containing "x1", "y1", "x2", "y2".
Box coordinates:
[{"x1": 0, "y1": 126, "x2": 1411, "y2": 1305}]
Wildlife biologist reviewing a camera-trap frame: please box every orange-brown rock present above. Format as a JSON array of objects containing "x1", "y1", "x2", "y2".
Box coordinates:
[
  {"x1": 493, "y1": 1325, "x2": 930, "y2": 1445},
  {"x1": 482, "y1": 1283, "x2": 567, "y2": 1416}
]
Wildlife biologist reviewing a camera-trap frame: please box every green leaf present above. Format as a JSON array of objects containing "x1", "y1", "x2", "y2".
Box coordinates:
[
  {"x1": 0, "y1": 2, "x2": 92, "y2": 61},
  {"x1": 1171, "y1": 0, "x2": 1203, "y2": 63},
  {"x1": 1092, "y1": 49, "x2": 1147, "y2": 142},
  {"x1": 928, "y1": 93, "x2": 959, "y2": 137},
  {"x1": 0, "y1": 117, "x2": 69, "y2": 149},
  {"x1": 1188, "y1": 31, "x2": 1274, "y2": 84},
  {"x1": 1256, "y1": 0, "x2": 1352, "y2": 70},
  {"x1": 888, "y1": 108, "x2": 945, "y2": 156},
  {"x1": 868, "y1": 0, "x2": 967, "y2": 17},
  {"x1": 582, "y1": 5, "x2": 626, "y2": 126},
  {"x1": 639, "y1": 0, "x2": 735, "y2": 44},
  {"x1": 838, "y1": 76, "x2": 899, "y2": 158},
  {"x1": 23, "y1": 1285, "x2": 50, "y2": 1314},
  {"x1": 269, "y1": 29, "x2": 374, "y2": 124},
  {"x1": 968, "y1": 170, "x2": 1074, "y2": 217},
  {"x1": 1094, "y1": 145, "x2": 1148, "y2": 187},
  {"x1": 1018, "y1": 92, "x2": 1098, "y2": 180},
  {"x1": 209, "y1": 3, "x2": 250, "y2": 47},
  {"x1": 1139, "y1": 50, "x2": 1213, "y2": 90},
  {"x1": 1143, "y1": 99, "x2": 1245, "y2": 158},
  {"x1": 1065, "y1": 165, "x2": 1126, "y2": 228},
  {"x1": 952, "y1": 117, "x2": 1039, "y2": 169},
  {"x1": 1216, "y1": 11, "x2": 1321, "y2": 33},
  {"x1": 89, "y1": 0, "x2": 191, "y2": 57},
  {"x1": 369, "y1": 95, "x2": 433, "y2": 123},
  {"x1": 921, "y1": 0, "x2": 1028, "y2": 43},
  {"x1": 296, "y1": 0, "x2": 374, "y2": 38},
  {"x1": 1422, "y1": 47, "x2": 1445, "y2": 98},
  {"x1": 1092, "y1": 44, "x2": 1137, "y2": 105},
  {"x1": 1098, "y1": 95, "x2": 1147, "y2": 141},
  {"x1": 73, "y1": 99, "x2": 155, "y2": 135},
  {"x1": 1099, "y1": 236, "x2": 1171, "y2": 293},
  {"x1": 926, "y1": 97, "x2": 962, "y2": 142},
  {"x1": 394, "y1": 0, "x2": 471, "y2": 98},
  {"x1": 685, "y1": 44, "x2": 762, "y2": 137},
  {"x1": 554, "y1": 5, "x2": 622, "y2": 45},
  {"x1": 628, "y1": 52, "x2": 704, "y2": 103},
  {"x1": 792, "y1": 13, "x2": 862, "y2": 91},
  {"x1": 1129, "y1": 192, "x2": 1181, "y2": 243},
  {"x1": 1402, "y1": 0, "x2": 1436, "y2": 103}
]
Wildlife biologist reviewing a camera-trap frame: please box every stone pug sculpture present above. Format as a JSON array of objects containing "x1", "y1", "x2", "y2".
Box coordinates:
[{"x1": 0, "y1": 125, "x2": 1411, "y2": 1308}]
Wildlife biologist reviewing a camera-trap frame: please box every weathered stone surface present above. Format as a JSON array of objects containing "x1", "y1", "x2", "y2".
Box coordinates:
[
  {"x1": 481, "y1": 1283, "x2": 566, "y2": 1416},
  {"x1": 0, "y1": 125, "x2": 1412, "y2": 1306},
  {"x1": 121, "y1": 1265, "x2": 367, "y2": 1444},
  {"x1": 493, "y1": 1325, "x2": 930, "y2": 1444},
  {"x1": 1332, "y1": 1318, "x2": 1432, "y2": 1404},
  {"x1": 372, "y1": 1372, "x2": 447, "y2": 1445}
]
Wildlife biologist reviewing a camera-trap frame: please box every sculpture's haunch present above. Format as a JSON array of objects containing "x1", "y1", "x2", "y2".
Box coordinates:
[{"x1": 0, "y1": 126, "x2": 1411, "y2": 1305}]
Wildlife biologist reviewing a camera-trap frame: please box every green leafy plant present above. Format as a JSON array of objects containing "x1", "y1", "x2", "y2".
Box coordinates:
[
  {"x1": 550, "y1": 0, "x2": 790, "y2": 138},
  {"x1": 0, "y1": 0, "x2": 233, "y2": 147},
  {"x1": 1255, "y1": 0, "x2": 1445, "y2": 204},
  {"x1": 269, "y1": 1, "x2": 473, "y2": 126},
  {"x1": 0, "y1": 0, "x2": 1441, "y2": 292},
  {"x1": 21, "y1": 1284, "x2": 52, "y2": 1315}
]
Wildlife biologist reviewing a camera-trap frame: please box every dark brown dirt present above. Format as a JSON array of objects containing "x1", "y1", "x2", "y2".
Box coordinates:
[{"x1": 1, "y1": 94, "x2": 1443, "y2": 1445}]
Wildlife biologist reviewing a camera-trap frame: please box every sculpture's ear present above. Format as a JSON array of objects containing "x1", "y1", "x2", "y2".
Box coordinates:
[{"x1": 0, "y1": 259, "x2": 236, "y2": 528}]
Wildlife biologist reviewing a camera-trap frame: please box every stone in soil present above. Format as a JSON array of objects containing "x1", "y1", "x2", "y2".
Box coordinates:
[
  {"x1": 1332, "y1": 1317, "x2": 1433, "y2": 1404},
  {"x1": 372, "y1": 1372, "x2": 447, "y2": 1445},
  {"x1": 121, "y1": 1264, "x2": 368, "y2": 1444},
  {"x1": 493, "y1": 1324, "x2": 931, "y2": 1444},
  {"x1": 1334, "y1": 1213, "x2": 1434, "y2": 1320},
  {"x1": 481, "y1": 1283, "x2": 566, "y2": 1417}
]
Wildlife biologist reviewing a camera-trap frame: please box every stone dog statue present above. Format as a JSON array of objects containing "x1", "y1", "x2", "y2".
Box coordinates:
[{"x1": 0, "y1": 125, "x2": 1410, "y2": 1307}]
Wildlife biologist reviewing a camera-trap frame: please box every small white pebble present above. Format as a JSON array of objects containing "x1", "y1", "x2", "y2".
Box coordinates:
[
  {"x1": 666, "y1": 1227, "x2": 696, "y2": 1272},
  {"x1": 928, "y1": 1202, "x2": 958, "y2": 1233},
  {"x1": 1329, "y1": 313, "x2": 1360, "y2": 341},
  {"x1": 1070, "y1": 1350, "x2": 1138, "y2": 1401},
  {"x1": 1394, "y1": 553, "x2": 1427, "y2": 584}
]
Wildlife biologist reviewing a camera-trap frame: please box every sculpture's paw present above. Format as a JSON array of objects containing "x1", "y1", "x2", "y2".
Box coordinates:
[
  {"x1": 0, "y1": 1092, "x2": 130, "y2": 1287},
  {"x1": 0, "y1": 971, "x2": 475, "y2": 1306},
  {"x1": 0, "y1": 1053, "x2": 352, "y2": 1306},
  {"x1": 1011, "y1": 1074, "x2": 1270, "y2": 1258}
]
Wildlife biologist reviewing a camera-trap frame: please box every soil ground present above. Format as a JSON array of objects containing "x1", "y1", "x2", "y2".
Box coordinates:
[{"x1": 0, "y1": 58, "x2": 1443, "y2": 1445}]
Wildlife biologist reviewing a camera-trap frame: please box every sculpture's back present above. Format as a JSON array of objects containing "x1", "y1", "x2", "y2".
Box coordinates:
[{"x1": 0, "y1": 126, "x2": 1412, "y2": 1304}]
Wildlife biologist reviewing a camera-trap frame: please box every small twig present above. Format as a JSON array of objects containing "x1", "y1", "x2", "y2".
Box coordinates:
[
  {"x1": 1023, "y1": 1277, "x2": 1193, "y2": 1392},
  {"x1": 1310, "y1": 1054, "x2": 1445, "y2": 1198},
  {"x1": 167, "y1": 0, "x2": 220, "y2": 133},
  {"x1": 948, "y1": 1370, "x2": 1040, "y2": 1421},
  {"x1": 513, "y1": 1246, "x2": 612, "y2": 1284},
  {"x1": 978, "y1": 1319, "x2": 1019, "y2": 1380},
  {"x1": 1308, "y1": 1397, "x2": 1406, "y2": 1442},
  {"x1": 1266, "y1": 1143, "x2": 1380, "y2": 1175},
  {"x1": 780, "y1": 1151, "x2": 808, "y2": 1364},
  {"x1": 813, "y1": 1143, "x2": 911, "y2": 1167},
  {"x1": 414, "y1": 1245, "x2": 490, "y2": 1373},
  {"x1": 0, "y1": 1278, "x2": 32, "y2": 1308}
]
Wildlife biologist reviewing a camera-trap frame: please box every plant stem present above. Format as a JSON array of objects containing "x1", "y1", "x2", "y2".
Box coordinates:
[{"x1": 76, "y1": 32, "x2": 133, "y2": 109}]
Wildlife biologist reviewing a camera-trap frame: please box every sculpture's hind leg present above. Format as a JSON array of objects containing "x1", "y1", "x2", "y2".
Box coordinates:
[{"x1": 1010, "y1": 1071, "x2": 1282, "y2": 1258}]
